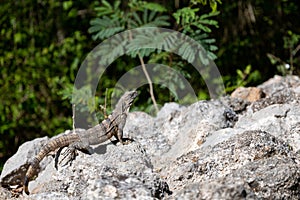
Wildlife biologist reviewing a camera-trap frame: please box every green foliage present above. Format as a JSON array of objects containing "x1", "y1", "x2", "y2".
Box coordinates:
[
  {"x1": 191, "y1": 0, "x2": 222, "y2": 12},
  {"x1": 267, "y1": 31, "x2": 300, "y2": 75},
  {"x1": 0, "y1": 0, "x2": 93, "y2": 170},
  {"x1": 283, "y1": 31, "x2": 300, "y2": 50},
  {"x1": 94, "y1": 0, "x2": 123, "y2": 17},
  {"x1": 224, "y1": 65, "x2": 261, "y2": 92},
  {"x1": 173, "y1": 8, "x2": 219, "y2": 33},
  {"x1": 88, "y1": 0, "x2": 221, "y2": 109},
  {"x1": 89, "y1": 17, "x2": 125, "y2": 40},
  {"x1": 216, "y1": 0, "x2": 300, "y2": 87},
  {"x1": 128, "y1": 0, "x2": 167, "y2": 12},
  {"x1": 127, "y1": 10, "x2": 170, "y2": 28},
  {"x1": 172, "y1": 5, "x2": 219, "y2": 61},
  {"x1": 60, "y1": 84, "x2": 116, "y2": 124}
]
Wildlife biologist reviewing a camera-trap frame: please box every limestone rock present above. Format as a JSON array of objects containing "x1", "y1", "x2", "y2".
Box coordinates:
[{"x1": 1, "y1": 75, "x2": 300, "y2": 199}]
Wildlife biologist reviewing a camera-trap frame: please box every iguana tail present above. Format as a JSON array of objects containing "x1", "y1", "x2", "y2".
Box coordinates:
[{"x1": 24, "y1": 134, "x2": 79, "y2": 194}]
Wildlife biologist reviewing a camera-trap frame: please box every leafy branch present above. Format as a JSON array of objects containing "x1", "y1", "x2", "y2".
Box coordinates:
[
  {"x1": 89, "y1": 0, "x2": 171, "y2": 113},
  {"x1": 88, "y1": 0, "x2": 221, "y2": 114}
]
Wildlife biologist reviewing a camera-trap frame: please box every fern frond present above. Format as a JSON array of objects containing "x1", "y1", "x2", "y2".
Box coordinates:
[
  {"x1": 142, "y1": 2, "x2": 167, "y2": 12},
  {"x1": 128, "y1": 10, "x2": 169, "y2": 29},
  {"x1": 126, "y1": 28, "x2": 171, "y2": 57},
  {"x1": 95, "y1": 34, "x2": 127, "y2": 65},
  {"x1": 94, "y1": 0, "x2": 122, "y2": 17},
  {"x1": 129, "y1": 1, "x2": 167, "y2": 12},
  {"x1": 89, "y1": 16, "x2": 124, "y2": 40},
  {"x1": 199, "y1": 51, "x2": 209, "y2": 65},
  {"x1": 199, "y1": 11, "x2": 220, "y2": 19},
  {"x1": 180, "y1": 42, "x2": 196, "y2": 63},
  {"x1": 162, "y1": 32, "x2": 179, "y2": 51},
  {"x1": 192, "y1": 22, "x2": 212, "y2": 32}
]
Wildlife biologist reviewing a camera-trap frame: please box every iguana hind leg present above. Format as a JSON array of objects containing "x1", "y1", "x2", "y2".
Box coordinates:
[{"x1": 57, "y1": 141, "x2": 94, "y2": 167}]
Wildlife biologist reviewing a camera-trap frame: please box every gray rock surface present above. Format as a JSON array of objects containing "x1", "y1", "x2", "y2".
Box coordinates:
[
  {"x1": 28, "y1": 141, "x2": 171, "y2": 199},
  {"x1": 0, "y1": 137, "x2": 50, "y2": 187},
  {"x1": 163, "y1": 130, "x2": 299, "y2": 199},
  {"x1": 1, "y1": 75, "x2": 300, "y2": 199}
]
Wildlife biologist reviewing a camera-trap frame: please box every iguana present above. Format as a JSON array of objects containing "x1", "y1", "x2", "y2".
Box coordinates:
[{"x1": 23, "y1": 90, "x2": 138, "y2": 194}]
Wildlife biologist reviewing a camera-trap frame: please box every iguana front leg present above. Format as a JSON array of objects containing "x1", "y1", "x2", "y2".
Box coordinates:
[
  {"x1": 115, "y1": 113, "x2": 128, "y2": 145},
  {"x1": 114, "y1": 113, "x2": 127, "y2": 144}
]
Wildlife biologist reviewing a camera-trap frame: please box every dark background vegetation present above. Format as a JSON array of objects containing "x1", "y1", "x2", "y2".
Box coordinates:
[{"x1": 1, "y1": 0, "x2": 299, "y2": 171}]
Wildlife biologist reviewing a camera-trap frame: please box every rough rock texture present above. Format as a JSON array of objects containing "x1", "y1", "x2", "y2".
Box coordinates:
[
  {"x1": 1, "y1": 75, "x2": 300, "y2": 199},
  {"x1": 0, "y1": 137, "x2": 50, "y2": 187},
  {"x1": 164, "y1": 130, "x2": 299, "y2": 199},
  {"x1": 231, "y1": 86, "x2": 264, "y2": 102}
]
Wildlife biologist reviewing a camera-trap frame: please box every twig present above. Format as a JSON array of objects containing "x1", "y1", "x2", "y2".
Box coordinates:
[
  {"x1": 100, "y1": 89, "x2": 108, "y2": 118},
  {"x1": 290, "y1": 46, "x2": 293, "y2": 75},
  {"x1": 292, "y1": 44, "x2": 300, "y2": 56},
  {"x1": 103, "y1": 88, "x2": 108, "y2": 118},
  {"x1": 72, "y1": 104, "x2": 76, "y2": 134},
  {"x1": 138, "y1": 54, "x2": 159, "y2": 113},
  {"x1": 128, "y1": 30, "x2": 159, "y2": 113}
]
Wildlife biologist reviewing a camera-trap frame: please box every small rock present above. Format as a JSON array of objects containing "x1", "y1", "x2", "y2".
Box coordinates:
[{"x1": 231, "y1": 87, "x2": 264, "y2": 102}]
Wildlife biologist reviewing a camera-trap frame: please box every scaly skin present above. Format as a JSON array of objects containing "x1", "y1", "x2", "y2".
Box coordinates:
[{"x1": 23, "y1": 90, "x2": 138, "y2": 194}]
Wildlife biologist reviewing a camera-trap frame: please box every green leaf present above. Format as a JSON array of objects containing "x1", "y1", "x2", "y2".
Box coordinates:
[
  {"x1": 128, "y1": 11, "x2": 169, "y2": 28},
  {"x1": 132, "y1": 12, "x2": 143, "y2": 26},
  {"x1": 245, "y1": 65, "x2": 252, "y2": 74},
  {"x1": 89, "y1": 17, "x2": 124, "y2": 40},
  {"x1": 142, "y1": 2, "x2": 167, "y2": 12},
  {"x1": 193, "y1": 22, "x2": 212, "y2": 32},
  {"x1": 114, "y1": 1, "x2": 121, "y2": 9},
  {"x1": 63, "y1": 1, "x2": 73, "y2": 10},
  {"x1": 94, "y1": 0, "x2": 122, "y2": 17},
  {"x1": 14, "y1": 32, "x2": 22, "y2": 43},
  {"x1": 236, "y1": 69, "x2": 244, "y2": 78},
  {"x1": 173, "y1": 7, "x2": 199, "y2": 25},
  {"x1": 102, "y1": 0, "x2": 112, "y2": 9},
  {"x1": 199, "y1": 51, "x2": 209, "y2": 65},
  {"x1": 210, "y1": 1, "x2": 217, "y2": 12}
]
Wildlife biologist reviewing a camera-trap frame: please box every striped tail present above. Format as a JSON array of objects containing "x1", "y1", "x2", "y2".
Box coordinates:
[{"x1": 23, "y1": 134, "x2": 79, "y2": 194}]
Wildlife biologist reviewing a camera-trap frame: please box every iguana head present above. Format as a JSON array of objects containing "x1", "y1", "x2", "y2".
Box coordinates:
[
  {"x1": 127, "y1": 90, "x2": 138, "y2": 106},
  {"x1": 115, "y1": 90, "x2": 138, "y2": 113}
]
